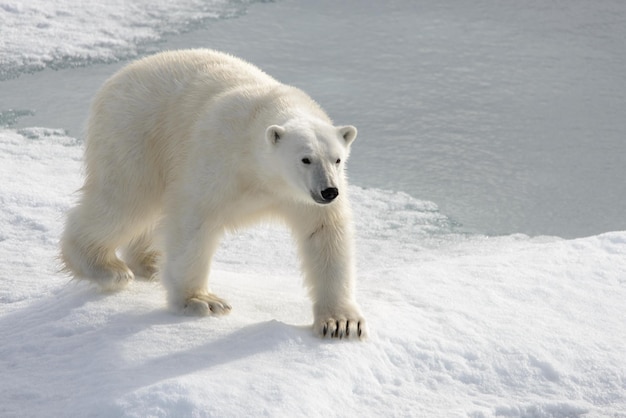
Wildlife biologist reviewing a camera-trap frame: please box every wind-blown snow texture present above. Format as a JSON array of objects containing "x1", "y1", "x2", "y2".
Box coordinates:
[{"x1": 1, "y1": 1, "x2": 626, "y2": 417}]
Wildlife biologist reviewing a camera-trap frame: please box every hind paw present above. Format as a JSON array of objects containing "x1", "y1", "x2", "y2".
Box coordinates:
[
  {"x1": 88, "y1": 263, "x2": 134, "y2": 292},
  {"x1": 128, "y1": 251, "x2": 160, "y2": 281}
]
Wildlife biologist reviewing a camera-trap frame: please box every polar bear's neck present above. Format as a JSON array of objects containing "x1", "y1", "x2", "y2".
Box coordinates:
[{"x1": 253, "y1": 85, "x2": 332, "y2": 128}]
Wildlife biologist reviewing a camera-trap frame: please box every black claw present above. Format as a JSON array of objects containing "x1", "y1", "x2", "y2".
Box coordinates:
[
  {"x1": 357, "y1": 321, "x2": 362, "y2": 337},
  {"x1": 322, "y1": 323, "x2": 328, "y2": 337},
  {"x1": 346, "y1": 321, "x2": 350, "y2": 337}
]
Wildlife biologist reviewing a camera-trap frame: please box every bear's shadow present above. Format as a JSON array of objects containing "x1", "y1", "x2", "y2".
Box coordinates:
[
  {"x1": 117, "y1": 312, "x2": 310, "y2": 393},
  {"x1": 1, "y1": 283, "x2": 314, "y2": 409}
]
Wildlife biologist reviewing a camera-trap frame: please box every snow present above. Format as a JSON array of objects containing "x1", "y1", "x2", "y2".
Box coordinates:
[
  {"x1": 2, "y1": 129, "x2": 625, "y2": 417},
  {"x1": 0, "y1": 0, "x2": 253, "y2": 79},
  {"x1": 1, "y1": 1, "x2": 626, "y2": 417}
]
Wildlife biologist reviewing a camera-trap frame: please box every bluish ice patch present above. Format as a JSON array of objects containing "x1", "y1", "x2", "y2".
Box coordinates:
[{"x1": 0, "y1": 109, "x2": 35, "y2": 128}]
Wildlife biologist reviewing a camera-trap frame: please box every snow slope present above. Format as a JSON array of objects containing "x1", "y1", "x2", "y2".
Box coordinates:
[{"x1": 1, "y1": 129, "x2": 625, "y2": 417}]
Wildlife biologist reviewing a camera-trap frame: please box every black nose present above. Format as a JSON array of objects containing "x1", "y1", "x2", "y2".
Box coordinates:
[{"x1": 321, "y1": 187, "x2": 339, "y2": 202}]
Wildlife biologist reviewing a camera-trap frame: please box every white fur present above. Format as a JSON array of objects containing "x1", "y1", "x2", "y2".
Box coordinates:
[{"x1": 60, "y1": 49, "x2": 367, "y2": 339}]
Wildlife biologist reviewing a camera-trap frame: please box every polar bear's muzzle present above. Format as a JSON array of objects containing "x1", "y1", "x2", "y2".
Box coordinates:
[{"x1": 312, "y1": 187, "x2": 339, "y2": 204}]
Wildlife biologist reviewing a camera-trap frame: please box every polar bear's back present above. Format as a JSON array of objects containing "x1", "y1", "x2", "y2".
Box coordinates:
[
  {"x1": 106, "y1": 49, "x2": 278, "y2": 98},
  {"x1": 89, "y1": 49, "x2": 279, "y2": 131},
  {"x1": 87, "y1": 49, "x2": 279, "y2": 137},
  {"x1": 83, "y1": 50, "x2": 281, "y2": 192},
  {"x1": 142, "y1": 49, "x2": 276, "y2": 88}
]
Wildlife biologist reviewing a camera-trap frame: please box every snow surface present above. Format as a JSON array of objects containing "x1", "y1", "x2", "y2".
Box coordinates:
[
  {"x1": 2, "y1": 0, "x2": 626, "y2": 417},
  {"x1": 2, "y1": 129, "x2": 626, "y2": 417},
  {"x1": 0, "y1": 0, "x2": 254, "y2": 79}
]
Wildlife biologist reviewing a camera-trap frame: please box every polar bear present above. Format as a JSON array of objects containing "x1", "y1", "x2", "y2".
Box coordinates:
[{"x1": 60, "y1": 49, "x2": 366, "y2": 339}]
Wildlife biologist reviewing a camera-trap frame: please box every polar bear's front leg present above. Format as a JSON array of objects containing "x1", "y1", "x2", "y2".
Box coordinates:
[
  {"x1": 162, "y1": 216, "x2": 231, "y2": 317},
  {"x1": 290, "y1": 207, "x2": 368, "y2": 340}
]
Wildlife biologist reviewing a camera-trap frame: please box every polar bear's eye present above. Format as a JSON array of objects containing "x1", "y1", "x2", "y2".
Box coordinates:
[
  {"x1": 301, "y1": 158, "x2": 311, "y2": 165},
  {"x1": 336, "y1": 158, "x2": 341, "y2": 164}
]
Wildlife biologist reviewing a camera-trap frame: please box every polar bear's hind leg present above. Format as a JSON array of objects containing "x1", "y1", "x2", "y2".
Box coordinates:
[
  {"x1": 124, "y1": 229, "x2": 161, "y2": 281},
  {"x1": 60, "y1": 212, "x2": 134, "y2": 292},
  {"x1": 60, "y1": 193, "x2": 152, "y2": 291}
]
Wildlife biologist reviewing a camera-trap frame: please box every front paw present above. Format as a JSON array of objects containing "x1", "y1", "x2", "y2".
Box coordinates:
[
  {"x1": 183, "y1": 293, "x2": 232, "y2": 316},
  {"x1": 314, "y1": 306, "x2": 367, "y2": 340}
]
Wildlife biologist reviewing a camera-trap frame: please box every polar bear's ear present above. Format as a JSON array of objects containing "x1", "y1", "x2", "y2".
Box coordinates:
[
  {"x1": 266, "y1": 125, "x2": 286, "y2": 145},
  {"x1": 338, "y1": 125, "x2": 357, "y2": 147}
]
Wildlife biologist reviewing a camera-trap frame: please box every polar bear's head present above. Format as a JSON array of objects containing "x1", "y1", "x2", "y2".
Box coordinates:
[{"x1": 265, "y1": 118, "x2": 357, "y2": 205}]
